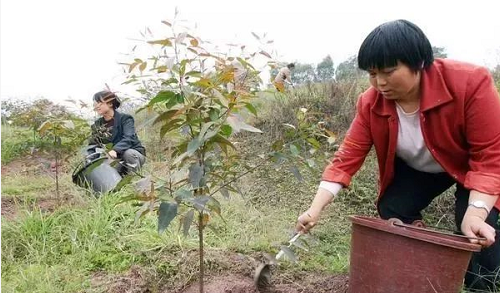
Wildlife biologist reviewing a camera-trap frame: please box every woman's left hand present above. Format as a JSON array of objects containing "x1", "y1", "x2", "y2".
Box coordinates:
[{"x1": 461, "y1": 213, "x2": 496, "y2": 247}]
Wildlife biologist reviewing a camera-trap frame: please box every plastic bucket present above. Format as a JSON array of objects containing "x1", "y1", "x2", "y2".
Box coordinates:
[
  {"x1": 348, "y1": 216, "x2": 481, "y2": 293},
  {"x1": 72, "y1": 157, "x2": 122, "y2": 194}
]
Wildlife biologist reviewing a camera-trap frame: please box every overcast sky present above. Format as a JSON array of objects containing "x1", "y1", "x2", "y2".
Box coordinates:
[{"x1": 1, "y1": 0, "x2": 500, "y2": 105}]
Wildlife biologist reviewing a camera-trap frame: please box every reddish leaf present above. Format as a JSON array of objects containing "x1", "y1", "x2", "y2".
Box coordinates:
[{"x1": 259, "y1": 51, "x2": 272, "y2": 59}]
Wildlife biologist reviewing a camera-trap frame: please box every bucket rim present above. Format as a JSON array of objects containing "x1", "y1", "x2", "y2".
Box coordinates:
[
  {"x1": 72, "y1": 156, "x2": 108, "y2": 183},
  {"x1": 350, "y1": 216, "x2": 481, "y2": 252}
]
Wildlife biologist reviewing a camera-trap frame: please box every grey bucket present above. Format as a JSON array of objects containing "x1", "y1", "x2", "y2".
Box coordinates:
[{"x1": 72, "y1": 157, "x2": 122, "y2": 194}]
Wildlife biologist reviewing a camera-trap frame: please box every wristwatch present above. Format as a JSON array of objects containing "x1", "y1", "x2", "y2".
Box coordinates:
[{"x1": 468, "y1": 200, "x2": 490, "y2": 214}]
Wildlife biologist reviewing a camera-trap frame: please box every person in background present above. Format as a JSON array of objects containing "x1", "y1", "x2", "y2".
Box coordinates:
[
  {"x1": 90, "y1": 91, "x2": 146, "y2": 175},
  {"x1": 227, "y1": 59, "x2": 248, "y2": 93},
  {"x1": 274, "y1": 63, "x2": 295, "y2": 92},
  {"x1": 295, "y1": 19, "x2": 500, "y2": 291}
]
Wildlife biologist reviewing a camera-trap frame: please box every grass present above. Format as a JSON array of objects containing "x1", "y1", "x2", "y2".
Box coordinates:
[
  {"x1": 1, "y1": 125, "x2": 36, "y2": 164},
  {"x1": 1, "y1": 181, "x2": 352, "y2": 292},
  {"x1": 1, "y1": 175, "x2": 55, "y2": 198},
  {"x1": 2, "y1": 81, "x2": 498, "y2": 292}
]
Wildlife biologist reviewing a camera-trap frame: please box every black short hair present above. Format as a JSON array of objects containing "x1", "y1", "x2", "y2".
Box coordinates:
[
  {"x1": 357, "y1": 19, "x2": 434, "y2": 72},
  {"x1": 287, "y1": 63, "x2": 295, "y2": 69},
  {"x1": 93, "y1": 91, "x2": 121, "y2": 109}
]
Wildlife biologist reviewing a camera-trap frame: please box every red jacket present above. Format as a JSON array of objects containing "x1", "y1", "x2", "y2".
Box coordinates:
[{"x1": 322, "y1": 59, "x2": 500, "y2": 211}]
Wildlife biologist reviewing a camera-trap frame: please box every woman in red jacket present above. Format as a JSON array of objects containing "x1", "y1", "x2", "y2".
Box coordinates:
[{"x1": 296, "y1": 19, "x2": 500, "y2": 291}]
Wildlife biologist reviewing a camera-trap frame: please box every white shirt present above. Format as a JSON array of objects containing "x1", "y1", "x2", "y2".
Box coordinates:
[
  {"x1": 319, "y1": 102, "x2": 443, "y2": 197},
  {"x1": 274, "y1": 67, "x2": 292, "y2": 84},
  {"x1": 394, "y1": 103, "x2": 443, "y2": 173}
]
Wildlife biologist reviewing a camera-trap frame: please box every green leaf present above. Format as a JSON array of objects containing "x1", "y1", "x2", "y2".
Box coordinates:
[
  {"x1": 204, "y1": 129, "x2": 218, "y2": 141},
  {"x1": 156, "y1": 65, "x2": 167, "y2": 73},
  {"x1": 174, "y1": 188, "x2": 193, "y2": 203},
  {"x1": 37, "y1": 120, "x2": 52, "y2": 136},
  {"x1": 271, "y1": 139, "x2": 284, "y2": 151},
  {"x1": 185, "y1": 70, "x2": 201, "y2": 77},
  {"x1": 289, "y1": 166, "x2": 303, "y2": 181},
  {"x1": 187, "y1": 137, "x2": 202, "y2": 156},
  {"x1": 182, "y1": 209, "x2": 195, "y2": 236},
  {"x1": 135, "y1": 104, "x2": 151, "y2": 114},
  {"x1": 220, "y1": 125, "x2": 232, "y2": 137},
  {"x1": 147, "y1": 39, "x2": 172, "y2": 47},
  {"x1": 179, "y1": 59, "x2": 191, "y2": 76},
  {"x1": 306, "y1": 158, "x2": 316, "y2": 168},
  {"x1": 211, "y1": 89, "x2": 228, "y2": 108},
  {"x1": 226, "y1": 114, "x2": 262, "y2": 133},
  {"x1": 209, "y1": 108, "x2": 220, "y2": 121},
  {"x1": 81, "y1": 158, "x2": 106, "y2": 177},
  {"x1": 194, "y1": 78, "x2": 213, "y2": 88},
  {"x1": 114, "y1": 174, "x2": 134, "y2": 191},
  {"x1": 206, "y1": 197, "x2": 222, "y2": 217},
  {"x1": 160, "y1": 118, "x2": 183, "y2": 138},
  {"x1": 153, "y1": 110, "x2": 178, "y2": 125},
  {"x1": 211, "y1": 134, "x2": 236, "y2": 153},
  {"x1": 158, "y1": 202, "x2": 178, "y2": 233},
  {"x1": 134, "y1": 201, "x2": 151, "y2": 224},
  {"x1": 188, "y1": 163, "x2": 203, "y2": 188},
  {"x1": 199, "y1": 122, "x2": 215, "y2": 139},
  {"x1": 161, "y1": 77, "x2": 178, "y2": 86},
  {"x1": 139, "y1": 62, "x2": 147, "y2": 72},
  {"x1": 129, "y1": 62, "x2": 139, "y2": 73},
  {"x1": 290, "y1": 144, "x2": 300, "y2": 156},
  {"x1": 307, "y1": 138, "x2": 321, "y2": 149},
  {"x1": 236, "y1": 57, "x2": 256, "y2": 70},
  {"x1": 244, "y1": 103, "x2": 258, "y2": 116},
  {"x1": 134, "y1": 176, "x2": 152, "y2": 194},
  {"x1": 149, "y1": 91, "x2": 177, "y2": 105},
  {"x1": 193, "y1": 196, "x2": 211, "y2": 212},
  {"x1": 220, "y1": 187, "x2": 230, "y2": 199},
  {"x1": 122, "y1": 78, "x2": 138, "y2": 85}
]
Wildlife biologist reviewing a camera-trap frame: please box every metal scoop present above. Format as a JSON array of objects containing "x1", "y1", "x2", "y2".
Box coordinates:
[{"x1": 254, "y1": 233, "x2": 301, "y2": 292}]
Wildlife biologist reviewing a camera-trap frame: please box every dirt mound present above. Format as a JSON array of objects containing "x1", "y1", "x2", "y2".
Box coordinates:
[
  {"x1": 181, "y1": 275, "x2": 258, "y2": 293},
  {"x1": 180, "y1": 274, "x2": 348, "y2": 293},
  {"x1": 92, "y1": 266, "x2": 150, "y2": 293},
  {"x1": 88, "y1": 254, "x2": 349, "y2": 293}
]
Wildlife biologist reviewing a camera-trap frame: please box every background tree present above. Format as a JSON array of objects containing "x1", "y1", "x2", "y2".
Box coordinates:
[
  {"x1": 335, "y1": 55, "x2": 364, "y2": 81},
  {"x1": 316, "y1": 55, "x2": 335, "y2": 82},
  {"x1": 291, "y1": 63, "x2": 316, "y2": 85},
  {"x1": 432, "y1": 46, "x2": 448, "y2": 58}
]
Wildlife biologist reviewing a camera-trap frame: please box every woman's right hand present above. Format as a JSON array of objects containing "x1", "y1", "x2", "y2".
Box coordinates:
[{"x1": 295, "y1": 209, "x2": 321, "y2": 234}]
